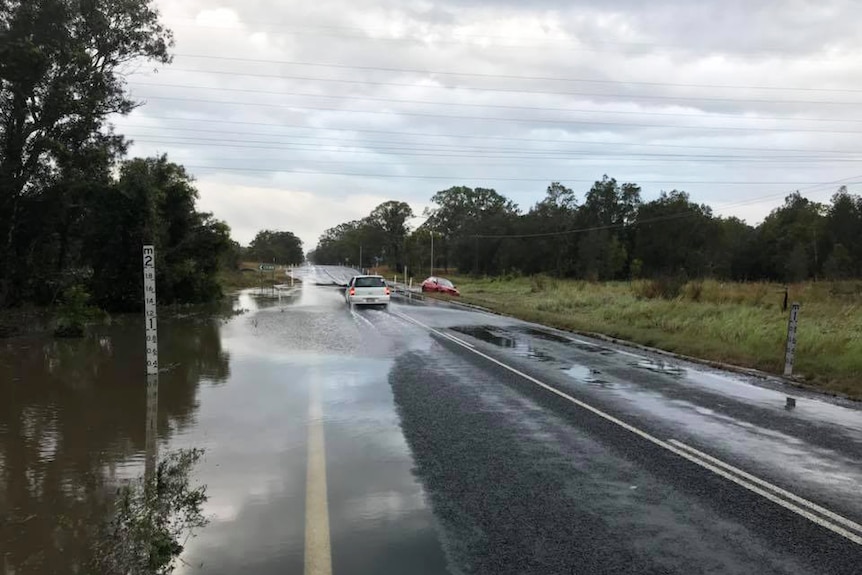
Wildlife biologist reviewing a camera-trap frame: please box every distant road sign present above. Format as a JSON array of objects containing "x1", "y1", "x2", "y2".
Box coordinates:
[{"x1": 260, "y1": 264, "x2": 276, "y2": 271}]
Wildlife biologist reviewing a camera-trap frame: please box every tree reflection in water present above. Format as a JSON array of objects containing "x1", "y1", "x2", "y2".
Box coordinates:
[{"x1": 0, "y1": 309, "x2": 233, "y2": 573}]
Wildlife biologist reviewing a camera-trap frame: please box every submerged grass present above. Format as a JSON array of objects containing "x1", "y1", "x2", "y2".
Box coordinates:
[{"x1": 445, "y1": 276, "x2": 862, "y2": 399}]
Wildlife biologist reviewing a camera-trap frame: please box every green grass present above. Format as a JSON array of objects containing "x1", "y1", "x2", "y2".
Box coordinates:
[
  {"x1": 219, "y1": 261, "x2": 304, "y2": 292},
  {"x1": 444, "y1": 276, "x2": 862, "y2": 399}
]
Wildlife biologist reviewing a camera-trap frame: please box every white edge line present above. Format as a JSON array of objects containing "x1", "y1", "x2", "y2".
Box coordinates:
[
  {"x1": 668, "y1": 439, "x2": 862, "y2": 534},
  {"x1": 442, "y1": 333, "x2": 477, "y2": 349},
  {"x1": 392, "y1": 310, "x2": 476, "y2": 348},
  {"x1": 393, "y1": 310, "x2": 862, "y2": 547}
]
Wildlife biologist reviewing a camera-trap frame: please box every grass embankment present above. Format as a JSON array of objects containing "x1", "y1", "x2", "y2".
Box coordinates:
[{"x1": 443, "y1": 276, "x2": 862, "y2": 399}]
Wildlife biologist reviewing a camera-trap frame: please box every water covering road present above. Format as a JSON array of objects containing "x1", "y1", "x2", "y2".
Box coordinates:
[{"x1": 1, "y1": 265, "x2": 860, "y2": 574}]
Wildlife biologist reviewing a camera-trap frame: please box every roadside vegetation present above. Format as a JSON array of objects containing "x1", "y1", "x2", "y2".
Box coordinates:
[
  {"x1": 443, "y1": 275, "x2": 862, "y2": 399},
  {"x1": 309, "y1": 179, "x2": 862, "y2": 400},
  {"x1": 219, "y1": 261, "x2": 300, "y2": 292}
]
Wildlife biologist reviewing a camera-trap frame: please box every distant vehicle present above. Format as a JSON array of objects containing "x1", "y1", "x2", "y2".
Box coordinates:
[
  {"x1": 421, "y1": 276, "x2": 460, "y2": 296},
  {"x1": 345, "y1": 275, "x2": 390, "y2": 308}
]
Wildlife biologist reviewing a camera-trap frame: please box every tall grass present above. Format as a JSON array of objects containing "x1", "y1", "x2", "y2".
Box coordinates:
[{"x1": 448, "y1": 276, "x2": 862, "y2": 399}]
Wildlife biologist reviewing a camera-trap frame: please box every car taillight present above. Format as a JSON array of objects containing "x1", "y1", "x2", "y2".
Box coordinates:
[
  {"x1": 349, "y1": 287, "x2": 355, "y2": 296},
  {"x1": 384, "y1": 287, "x2": 390, "y2": 295}
]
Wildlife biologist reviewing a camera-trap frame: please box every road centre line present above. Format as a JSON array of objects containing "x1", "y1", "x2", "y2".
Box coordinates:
[
  {"x1": 440, "y1": 332, "x2": 476, "y2": 349},
  {"x1": 305, "y1": 381, "x2": 333, "y2": 575},
  {"x1": 389, "y1": 309, "x2": 475, "y2": 348},
  {"x1": 392, "y1": 310, "x2": 862, "y2": 546},
  {"x1": 350, "y1": 307, "x2": 376, "y2": 329}
]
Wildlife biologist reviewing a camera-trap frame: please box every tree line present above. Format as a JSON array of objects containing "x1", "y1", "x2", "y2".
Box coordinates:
[{"x1": 309, "y1": 177, "x2": 862, "y2": 283}]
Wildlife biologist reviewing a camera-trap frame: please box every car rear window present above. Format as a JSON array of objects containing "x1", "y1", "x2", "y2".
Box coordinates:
[{"x1": 355, "y1": 277, "x2": 386, "y2": 288}]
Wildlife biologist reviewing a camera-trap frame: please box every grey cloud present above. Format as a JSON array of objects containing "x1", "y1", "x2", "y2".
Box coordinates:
[{"x1": 114, "y1": 0, "x2": 862, "y2": 247}]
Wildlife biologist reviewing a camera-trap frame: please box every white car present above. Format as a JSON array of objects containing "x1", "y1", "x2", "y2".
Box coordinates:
[{"x1": 345, "y1": 275, "x2": 391, "y2": 308}]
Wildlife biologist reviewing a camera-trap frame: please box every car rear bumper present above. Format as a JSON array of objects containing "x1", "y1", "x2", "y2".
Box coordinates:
[{"x1": 348, "y1": 296, "x2": 390, "y2": 305}]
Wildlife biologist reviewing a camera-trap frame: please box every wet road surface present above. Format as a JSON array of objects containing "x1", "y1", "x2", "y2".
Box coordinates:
[{"x1": 1, "y1": 265, "x2": 860, "y2": 574}]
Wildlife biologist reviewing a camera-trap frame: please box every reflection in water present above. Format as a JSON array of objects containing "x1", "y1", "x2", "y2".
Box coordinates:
[
  {"x1": 450, "y1": 325, "x2": 516, "y2": 348},
  {"x1": 93, "y1": 448, "x2": 209, "y2": 575},
  {"x1": 146, "y1": 374, "x2": 159, "y2": 482},
  {"x1": 0, "y1": 309, "x2": 231, "y2": 573}
]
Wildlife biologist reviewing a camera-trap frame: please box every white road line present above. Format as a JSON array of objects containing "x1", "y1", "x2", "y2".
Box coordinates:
[
  {"x1": 392, "y1": 310, "x2": 475, "y2": 348},
  {"x1": 394, "y1": 310, "x2": 862, "y2": 547},
  {"x1": 668, "y1": 439, "x2": 862, "y2": 535},
  {"x1": 305, "y1": 382, "x2": 332, "y2": 575},
  {"x1": 441, "y1": 333, "x2": 477, "y2": 349},
  {"x1": 350, "y1": 307, "x2": 376, "y2": 329}
]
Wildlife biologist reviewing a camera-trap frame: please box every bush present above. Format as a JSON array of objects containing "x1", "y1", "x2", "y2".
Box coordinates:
[
  {"x1": 54, "y1": 285, "x2": 100, "y2": 338},
  {"x1": 633, "y1": 276, "x2": 687, "y2": 300},
  {"x1": 92, "y1": 449, "x2": 209, "y2": 574},
  {"x1": 684, "y1": 280, "x2": 704, "y2": 302},
  {"x1": 530, "y1": 274, "x2": 556, "y2": 293}
]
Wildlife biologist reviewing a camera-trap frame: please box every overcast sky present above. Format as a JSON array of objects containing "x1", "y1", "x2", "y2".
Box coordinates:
[{"x1": 114, "y1": 0, "x2": 862, "y2": 250}]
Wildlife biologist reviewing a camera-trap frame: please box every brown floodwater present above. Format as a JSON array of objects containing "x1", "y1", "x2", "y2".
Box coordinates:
[
  {"x1": 0, "y1": 286, "x2": 450, "y2": 574},
  {"x1": 0, "y1": 305, "x2": 233, "y2": 573}
]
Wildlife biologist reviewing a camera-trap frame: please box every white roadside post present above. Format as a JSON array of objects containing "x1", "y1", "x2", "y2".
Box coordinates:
[
  {"x1": 143, "y1": 245, "x2": 159, "y2": 481},
  {"x1": 784, "y1": 302, "x2": 801, "y2": 377}
]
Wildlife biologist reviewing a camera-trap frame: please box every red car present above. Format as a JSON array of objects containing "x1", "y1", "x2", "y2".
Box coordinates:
[{"x1": 421, "y1": 276, "x2": 460, "y2": 296}]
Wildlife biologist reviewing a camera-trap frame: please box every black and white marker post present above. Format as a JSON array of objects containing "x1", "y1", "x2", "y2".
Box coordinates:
[
  {"x1": 783, "y1": 302, "x2": 801, "y2": 377},
  {"x1": 143, "y1": 245, "x2": 159, "y2": 480}
]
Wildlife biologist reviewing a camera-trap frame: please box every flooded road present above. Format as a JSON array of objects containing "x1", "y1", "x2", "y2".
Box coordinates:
[{"x1": 1, "y1": 267, "x2": 860, "y2": 574}]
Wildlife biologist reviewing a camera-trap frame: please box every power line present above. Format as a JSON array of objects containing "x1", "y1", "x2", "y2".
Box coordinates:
[
  {"x1": 175, "y1": 164, "x2": 862, "y2": 185},
  {"x1": 128, "y1": 81, "x2": 862, "y2": 124},
  {"x1": 154, "y1": 68, "x2": 862, "y2": 108},
  {"x1": 117, "y1": 115, "x2": 862, "y2": 155},
  {"x1": 171, "y1": 18, "x2": 862, "y2": 67},
  {"x1": 162, "y1": 58, "x2": 861, "y2": 107},
  {"x1": 127, "y1": 95, "x2": 862, "y2": 135},
  {"x1": 167, "y1": 19, "x2": 784, "y2": 56},
  {"x1": 153, "y1": 58, "x2": 862, "y2": 95},
  {"x1": 127, "y1": 135, "x2": 862, "y2": 164},
  {"x1": 125, "y1": 128, "x2": 856, "y2": 157}
]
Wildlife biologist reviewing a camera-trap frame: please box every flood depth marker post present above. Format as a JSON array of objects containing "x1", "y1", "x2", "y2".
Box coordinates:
[
  {"x1": 784, "y1": 302, "x2": 800, "y2": 377},
  {"x1": 143, "y1": 245, "x2": 159, "y2": 480}
]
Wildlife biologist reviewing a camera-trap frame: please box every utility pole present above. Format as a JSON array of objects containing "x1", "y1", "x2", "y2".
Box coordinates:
[
  {"x1": 430, "y1": 231, "x2": 434, "y2": 276},
  {"x1": 359, "y1": 244, "x2": 362, "y2": 273}
]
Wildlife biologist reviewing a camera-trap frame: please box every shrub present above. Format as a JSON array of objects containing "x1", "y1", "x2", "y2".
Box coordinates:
[
  {"x1": 530, "y1": 274, "x2": 557, "y2": 293},
  {"x1": 92, "y1": 449, "x2": 209, "y2": 574},
  {"x1": 54, "y1": 285, "x2": 100, "y2": 338},
  {"x1": 633, "y1": 276, "x2": 686, "y2": 300},
  {"x1": 684, "y1": 280, "x2": 704, "y2": 302}
]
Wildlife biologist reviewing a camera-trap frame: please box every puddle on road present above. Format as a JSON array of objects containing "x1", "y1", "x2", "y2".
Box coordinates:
[
  {"x1": 563, "y1": 365, "x2": 611, "y2": 386},
  {"x1": 519, "y1": 327, "x2": 572, "y2": 344},
  {"x1": 527, "y1": 348, "x2": 555, "y2": 363},
  {"x1": 634, "y1": 359, "x2": 687, "y2": 378},
  {"x1": 451, "y1": 325, "x2": 516, "y2": 348}
]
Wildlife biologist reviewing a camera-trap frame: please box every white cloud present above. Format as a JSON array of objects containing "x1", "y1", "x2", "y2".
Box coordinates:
[{"x1": 192, "y1": 177, "x2": 415, "y2": 248}]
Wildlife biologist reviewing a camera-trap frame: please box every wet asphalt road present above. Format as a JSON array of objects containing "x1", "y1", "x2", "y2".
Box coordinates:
[{"x1": 172, "y1": 266, "x2": 861, "y2": 575}]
